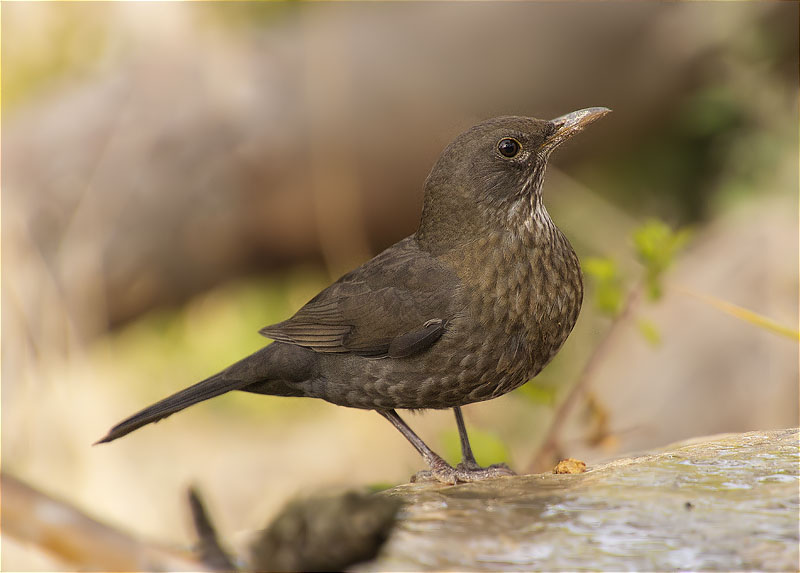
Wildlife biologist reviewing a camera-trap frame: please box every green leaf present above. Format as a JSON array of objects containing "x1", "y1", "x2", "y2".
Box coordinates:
[
  {"x1": 636, "y1": 318, "x2": 662, "y2": 347},
  {"x1": 632, "y1": 220, "x2": 691, "y2": 301},
  {"x1": 584, "y1": 256, "x2": 624, "y2": 317}
]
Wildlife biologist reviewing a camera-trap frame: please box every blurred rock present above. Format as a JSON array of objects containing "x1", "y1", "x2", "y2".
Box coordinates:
[
  {"x1": 368, "y1": 428, "x2": 799, "y2": 571},
  {"x1": 249, "y1": 490, "x2": 400, "y2": 572},
  {"x1": 3, "y1": 2, "x2": 793, "y2": 335}
]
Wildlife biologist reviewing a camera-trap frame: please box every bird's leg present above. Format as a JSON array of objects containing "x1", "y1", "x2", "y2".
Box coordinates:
[
  {"x1": 378, "y1": 409, "x2": 515, "y2": 484},
  {"x1": 452, "y1": 407, "x2": 516, "y2": 478},
  {"x1": 453, "y1": 406, "x2": 481, "y2": 470},
  {"x1": 378, "y1": 409, "x2": 458, "y2": 484}
]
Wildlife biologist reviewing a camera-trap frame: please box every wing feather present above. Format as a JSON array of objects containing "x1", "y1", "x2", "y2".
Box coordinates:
[{"x1": 258, "y1": 237, "x2": 460, "y2": 358}]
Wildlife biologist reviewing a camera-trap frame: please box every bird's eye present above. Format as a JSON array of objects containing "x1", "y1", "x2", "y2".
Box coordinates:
[{"x1": 497, "y1": 138, "x2": 521, "y2": 158}]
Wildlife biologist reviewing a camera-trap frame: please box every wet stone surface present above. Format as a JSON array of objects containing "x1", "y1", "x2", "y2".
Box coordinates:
[{"x1": 362, "y1": 428, "x2": 799, "y2": 571}]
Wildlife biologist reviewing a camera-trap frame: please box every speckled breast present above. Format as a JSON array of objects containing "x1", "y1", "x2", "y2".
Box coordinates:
[
  {"x1": 327, "y1": 223, "x2": 584, "y2": 411},
  {"x1": 433, "y1": 225, "x2": 583, "y2": 407}
]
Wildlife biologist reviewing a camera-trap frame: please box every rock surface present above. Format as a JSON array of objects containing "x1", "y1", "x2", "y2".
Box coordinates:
[{"x1": 364, "y1": 429, "x2": 799, "y2": 571}]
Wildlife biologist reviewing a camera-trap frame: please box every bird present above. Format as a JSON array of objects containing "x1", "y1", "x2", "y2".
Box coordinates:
[{"x1": 97, "y1": 107, "x2": 610, "y2": 484}]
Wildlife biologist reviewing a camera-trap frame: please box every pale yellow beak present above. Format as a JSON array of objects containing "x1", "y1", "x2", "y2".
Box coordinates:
[{"x1": 543, "y1": 107, "x2": 612, "y2": 152}]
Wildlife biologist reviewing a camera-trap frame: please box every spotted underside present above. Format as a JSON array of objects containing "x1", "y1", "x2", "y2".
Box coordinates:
[{"x1": 260, "y1": 192, "x2": 583, "y2": 410}]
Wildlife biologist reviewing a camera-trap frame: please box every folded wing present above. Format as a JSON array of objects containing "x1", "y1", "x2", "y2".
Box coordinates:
[{"x1": 259, "y1": 237, "x2": 460, "y2": 358}]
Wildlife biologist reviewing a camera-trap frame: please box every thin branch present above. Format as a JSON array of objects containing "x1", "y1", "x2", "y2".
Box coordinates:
[
  {"x1": 528, "y1": 282, "x2": 644, "y2": 473},
  {"x1": 2, "y1": 472, "x2": 208, "y2": 571}
]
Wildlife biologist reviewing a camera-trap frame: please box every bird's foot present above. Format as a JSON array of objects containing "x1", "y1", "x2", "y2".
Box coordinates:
[
  {"x1": 456, "y1": 461, "x2": 515, "y2": 478},
  {"x1": 411, "y1": 458, "x2": 516, "y2": 484}
]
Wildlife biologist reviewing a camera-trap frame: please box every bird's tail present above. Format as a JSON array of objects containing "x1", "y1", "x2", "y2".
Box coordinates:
[{"x1": 95, "y1": 344, "x2": 297, "y2": 445}]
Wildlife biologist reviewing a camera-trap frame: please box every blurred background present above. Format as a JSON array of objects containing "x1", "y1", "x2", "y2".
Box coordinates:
[{"x1": 2, "y1": 2, "x2": 798, "y2": 570}]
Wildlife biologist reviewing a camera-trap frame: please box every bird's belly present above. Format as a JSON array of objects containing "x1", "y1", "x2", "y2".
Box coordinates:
[
  {"x1": 313, "y1": 235, "x2": 583, "y2": 410},
  {"x1": 315, "y1": 288, "x2": 580, "y2": 410}
]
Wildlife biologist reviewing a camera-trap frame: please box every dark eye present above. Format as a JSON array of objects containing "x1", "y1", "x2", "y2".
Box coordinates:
[{"x1": 498, "y1": 137, "x2": 521, "y2": 158}]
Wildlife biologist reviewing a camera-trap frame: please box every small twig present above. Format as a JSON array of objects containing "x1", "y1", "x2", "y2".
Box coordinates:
[
  {"x1": 188, "y1": 487, "x2": 237, "y2": 572},
  {"x1": 672, "y1": 283, "x2": 799, "y2": 340},
  {"x1": 528, "y1": 281, "x2": 644, "y2": 473}
]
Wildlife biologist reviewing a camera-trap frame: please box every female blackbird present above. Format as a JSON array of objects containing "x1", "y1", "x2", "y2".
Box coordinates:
[{"x1": 98, "y1": 108, "x2": 610, "y2": 484}]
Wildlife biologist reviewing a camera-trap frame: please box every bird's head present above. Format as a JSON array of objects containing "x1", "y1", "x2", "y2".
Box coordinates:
[{"x1": 417, "y1": 108, "x2": 610, "y2": 252}]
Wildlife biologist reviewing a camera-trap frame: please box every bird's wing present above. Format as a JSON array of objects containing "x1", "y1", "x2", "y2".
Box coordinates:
[{"x1": 259, "y1": 237, "x2": 461, "y2": 357}]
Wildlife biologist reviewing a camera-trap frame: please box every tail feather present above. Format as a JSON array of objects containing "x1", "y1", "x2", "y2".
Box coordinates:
[
  {"x1": 95, "y1": 372, "x2": 249, "y2": 444},
  {"x1": 96, "y1": 343, "x2": 315, "y2": 445}
]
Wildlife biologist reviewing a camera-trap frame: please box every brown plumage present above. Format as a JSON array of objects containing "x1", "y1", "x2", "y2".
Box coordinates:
[{"x1": 98, "y1": 108, "x2": 610, "y2": 484}]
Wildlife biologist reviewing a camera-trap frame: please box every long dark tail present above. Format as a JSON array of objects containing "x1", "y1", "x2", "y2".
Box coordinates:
[
  {"x1": 95, "y1": 343, "x2": 311, "y2": 444},
  {"x1": 95, "y1": 371, "x2": 249, "y2": 444}
]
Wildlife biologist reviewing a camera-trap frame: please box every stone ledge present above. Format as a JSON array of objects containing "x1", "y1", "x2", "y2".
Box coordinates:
[{"x1": 365, "y1": 428, "x2": 799, "y2": 571}]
